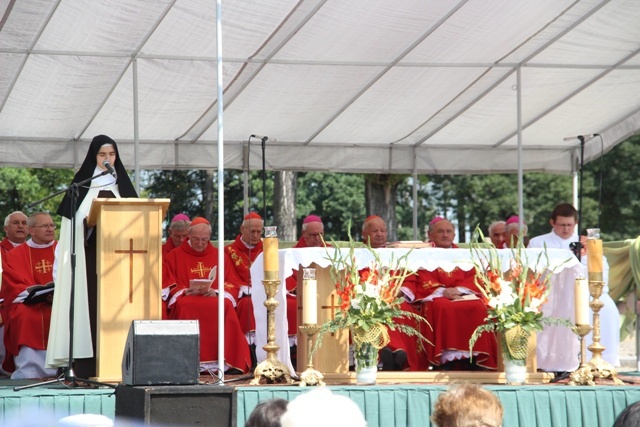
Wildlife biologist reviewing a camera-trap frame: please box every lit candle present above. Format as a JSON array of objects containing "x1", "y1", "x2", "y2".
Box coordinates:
[
  {"x1": 574, "y1": 278, "x2": 590, "y2": 325},
  {"x1": 263, "y1": 226, "x2": 279, "y2": 273},
  {"x1": 302, "y1": 268, "x2": 317, "y2": 324}
]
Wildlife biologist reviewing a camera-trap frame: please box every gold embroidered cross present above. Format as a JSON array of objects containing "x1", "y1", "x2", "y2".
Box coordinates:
[
  {"x1": 190, "y1": 262, "x2": 210, "y2": 278},
  {"x1": 35, "y1": 259, "x2": 53, "y2": 274},
  {"x1": 115, "y1": 239, "x2": 148, "y2": 303}
]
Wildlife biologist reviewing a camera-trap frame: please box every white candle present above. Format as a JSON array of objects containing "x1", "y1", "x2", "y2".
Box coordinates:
[
  {"x1": 302, "y1": 278, "x2": 318, "y2": 324},
  {"x1": 574, "y1": 278, "x2": 590, "y2": 325}
]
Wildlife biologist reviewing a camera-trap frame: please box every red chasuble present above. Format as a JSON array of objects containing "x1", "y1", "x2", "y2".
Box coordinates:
[
  {"x1": 162, "y1": 239, "x2": 251, "y2": 373},
  {"x1": 0, "y1": 242, "x2": 56, "y2": 373},
  {"x1": 411, "y1": 267, "x2": 497, "y2": 369},
  {"x1": 161, "y1": 238, "x2": 178, "y2": 259},
  {"x1": 1, "y1": 237, "x2": 18, "y2": 255},
  {"x1": 224, "y1": 235, "x2": 263, "y2": 334}
]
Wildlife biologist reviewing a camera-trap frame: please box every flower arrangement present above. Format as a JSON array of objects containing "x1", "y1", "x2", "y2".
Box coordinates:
[
  {"x1": 314, "y1": 238, "x2": 428, "y2": 372},
  {"x1": 469, "y1": 230, "x2": 574, "y2": 360}
]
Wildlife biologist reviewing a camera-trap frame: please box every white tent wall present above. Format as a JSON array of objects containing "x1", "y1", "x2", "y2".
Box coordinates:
[{"x1": 1, "y1": 0, "x2": 640, "y2": 173}]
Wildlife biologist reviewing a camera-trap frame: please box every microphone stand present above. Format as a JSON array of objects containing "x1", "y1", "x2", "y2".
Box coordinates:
[
  {"x1": 575, "y1": 135, "x2": 585, "y2": 261},
  {"x1": 16, "y1": 171, "x2": 116, "y2": 390},
  {"x1": 261, "y1": 136, "x2": 267, "y2": 220}
]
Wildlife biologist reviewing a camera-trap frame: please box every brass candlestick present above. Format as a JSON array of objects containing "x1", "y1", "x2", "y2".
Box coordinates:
[
  {"x1": 250, "y1": 274, "x2": 293, "y2": 385},
  {"x1": 570, "y1": 277, "x2": 623, "y2": 386},
  {"x1": 298, "y1": 324, "x2": 325, "y2": 387},
  {"x1": 569, "y1": 323, "x2": 592, "y2": 385},
  {"x1": 251, "y1": 226, "x2": 293, "y2": 385}
]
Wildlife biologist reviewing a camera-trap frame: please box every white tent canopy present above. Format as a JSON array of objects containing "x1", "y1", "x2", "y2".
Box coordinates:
[{"x1": 1, "y1": 0, "x2": 639, "y2": 174}]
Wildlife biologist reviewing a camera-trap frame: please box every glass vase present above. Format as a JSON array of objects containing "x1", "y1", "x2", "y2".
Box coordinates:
[
  {"x1": 503, "y1": 355, "x2": 527, "y2": 385},
  {"x1": 354, "y1": 342, "x2": 378, "y2": 384}
]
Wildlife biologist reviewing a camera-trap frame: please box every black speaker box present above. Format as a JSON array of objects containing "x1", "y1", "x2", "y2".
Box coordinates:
[
  {"x1": 121, "y1": 320, "x2": 200, "y2": 386},
  {"x1": 115, "y1": 384, "x2": 236, "y2": 426}
]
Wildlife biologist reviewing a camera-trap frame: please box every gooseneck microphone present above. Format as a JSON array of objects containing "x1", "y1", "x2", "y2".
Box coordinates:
[
  {"x1": 250, "y1": 134, "x2": 271, "y2": 142},
  {"x1": 563, "y1": 134, "x2": 600, "y2": 141},
  {"x1": 103, "y1": 160, "x2": 116, "y2": 178}
]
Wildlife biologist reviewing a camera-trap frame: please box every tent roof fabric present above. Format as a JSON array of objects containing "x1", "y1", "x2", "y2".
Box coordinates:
[{"x1": 1, "y1": 0, "x2": 639, "y2": 174}]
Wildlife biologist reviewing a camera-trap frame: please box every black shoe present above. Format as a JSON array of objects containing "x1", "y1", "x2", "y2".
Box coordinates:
[
  {"x1": 394, "y1": 350, "x2": 408, "y2": 370},
  {"x1": 249, "y1": 344, "x2": 257, "y2": 371},
  {"x1": 380, "y1": 347, "x2": 395, "y2": 371},
  {"x1": 225, "y1": 368, "x2": 243, "y2": 375}
]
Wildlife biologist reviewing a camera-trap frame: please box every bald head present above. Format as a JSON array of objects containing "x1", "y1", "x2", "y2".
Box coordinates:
[
  {"x1": 362, "y1": 217, "x2": 387, "y2": 248},
  {"x1": 428, "y1": 219, "x2": 455, "y2": 248}
]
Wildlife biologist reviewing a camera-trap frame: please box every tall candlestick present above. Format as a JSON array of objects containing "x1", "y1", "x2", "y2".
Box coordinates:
[
  {"x1": 302, "y1": 268, "x2": 317, "y2": 324},
  {"x1": 263, "y1": 226, "x2": 279, "y2": 273},
  {"x1": 574, "y1": 278, "x2": 590, "y2": 325}
]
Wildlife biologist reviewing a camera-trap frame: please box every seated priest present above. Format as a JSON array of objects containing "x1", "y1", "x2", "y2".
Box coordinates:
[
  {"x1": 225, "y1": 212, "x2": 264, "y2": 346},
  {"x1": 162, "y1": 217, "x2": 252, "y2": 374},
  {"x1": 162, "y1": 213, "x2": 191, "y2": 258},
  {"x1": 403, "y1": 216, "x2": 497, "y2": 370},
  {"x1": 362, "y1": 215, "x2": 423, "y2": 371},
  {"x1": 504, "y1": 216, "x2": 528, "y2": 248},
  {"x1": 0, "y1": 212, "x2": 58, "y2": 379}
]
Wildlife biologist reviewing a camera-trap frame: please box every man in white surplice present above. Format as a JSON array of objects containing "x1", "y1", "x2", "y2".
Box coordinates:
[{"x1": 528, "y1": 203, "x2": 620, "y2": 371}]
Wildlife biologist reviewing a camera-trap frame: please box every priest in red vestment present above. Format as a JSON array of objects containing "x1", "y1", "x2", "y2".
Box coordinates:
[
  {"x1": 162, "y1": 217, "x2": 251, "y2": 374},
  {"x1": 224, "y1": 212, "x2": 264, "y2": 338},
  {"x1": 403, "y1": 217, "x2": 497, "y2": 370},
  {"x1": 362, "y1": 215, "x2": 423, "y2": 371},
  {"x1": 1, "y1": 211, "x2": 28, "y2": 254},
  {"x1": 162, "y1": 213, "x2": 190, "y2": 258},
  {"x1": 0, "y1": 212, "x2": 58, "y2": 379}
]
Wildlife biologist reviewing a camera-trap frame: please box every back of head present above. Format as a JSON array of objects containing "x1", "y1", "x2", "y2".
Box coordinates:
[
  {"x1": 614, "y1": 401, "x2": 640, "y2": 427},
  {"x1": 245, "y1": 398, "x2": 288, "y2": 427},
  {"x1": 280, "y1": 388, "x2": 366, "y2": 427},
  {"x1": 431, "y1": 383, "x2": 503, "y2": 427}
]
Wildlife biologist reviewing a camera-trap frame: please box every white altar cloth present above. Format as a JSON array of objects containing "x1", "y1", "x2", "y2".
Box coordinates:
[{"x1": 250, "y1": 247, "x2": 583, "y2": 375}]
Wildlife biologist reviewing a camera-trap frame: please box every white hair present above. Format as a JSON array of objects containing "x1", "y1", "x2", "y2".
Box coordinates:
[
  {"x1": 488, "y1": 220, "x2": 505, "y2": 234},
  {"x1": 280, "y1": 388, "x2": 367, "y2": 427},
  {"x1": 4, "y1": 211, "x2": 26, "y2": 227}
]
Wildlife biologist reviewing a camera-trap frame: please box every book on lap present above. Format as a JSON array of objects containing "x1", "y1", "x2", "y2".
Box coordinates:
[
  {"x1": 189, "y1": 266, "x2": 217, "y2": 295},
  {"x1": 24, "y1": 281, "x2": 55, "y2": 305}
]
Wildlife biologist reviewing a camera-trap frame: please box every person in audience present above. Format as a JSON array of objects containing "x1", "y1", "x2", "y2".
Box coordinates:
[
  {"x1": 504, "y1": 215, "x2": 527, "y2": 248},
  {"x1": 280, "y1": 388, "x2": 366, "y2": 427},
  {"x1": 162, "y1": 213, "x2": 191, "y2": 258},
  {"x1": 225, "y1": 212, "x2": 264, "y2": 365},
  {"x1": 361, "y1": 215, "x2": 421, "y2": 371},
  {"x1": 362, "y1": 215, "x2": 387, "y2": 248},
  {"x1": 487, "y1": 220, "x2": 506, "y2": 248},
  {"x1": 245, "y1": 398, "x2": 288, "y2": 427},
  {"x1": 163, "y1": 216, "x2": 251, "y2": 374},
  {"x1": 431, "y1": 383, "x2": 503, "y2": 427},
  {"x1": 613, "y1": 400, "x2": 640, "y2": 427},
  {"x1": 528, "y1": 203, "x2": 620, "y2": 367},
  {"x1": 47, "y1": 134, "x2": 138, "y2": 376},
  {"x1": 1, "y1": 211, "x2": 28, "y2": 254},
  {"x1": 0, "y1": 212, "x2": 58, "y2": 379},
  {"x1": 403, "y1": 216, "x2": 497, "y2": 370}
]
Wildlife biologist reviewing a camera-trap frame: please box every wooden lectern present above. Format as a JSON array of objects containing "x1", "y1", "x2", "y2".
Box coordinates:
[{"x1": 87, "y1": 198, "x2": 169, "y2": 382}]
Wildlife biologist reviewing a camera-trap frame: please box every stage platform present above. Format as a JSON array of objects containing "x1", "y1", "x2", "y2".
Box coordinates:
[{"x1": 2, "y1": 376, "x2": 640, "y2": 426}]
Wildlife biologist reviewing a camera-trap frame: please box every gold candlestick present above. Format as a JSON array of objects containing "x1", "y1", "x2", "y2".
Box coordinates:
[
  {"x1": 569, "y1": 323, "x2": 592, "y2": 385},
  {"x1": 298, "y1": 324, "x2": 325, "y2": 387},
  {"x1": 251, "y1": 227, "x2": 293, "y2": 385},
  {"x1": 569, "y1": 279, "x2": 623, "y2": 386}
]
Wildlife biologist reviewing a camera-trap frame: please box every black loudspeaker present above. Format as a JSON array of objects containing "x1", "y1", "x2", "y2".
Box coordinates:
[{"x1": 121, "y1": 320, "x2": 200, "y2": 386}]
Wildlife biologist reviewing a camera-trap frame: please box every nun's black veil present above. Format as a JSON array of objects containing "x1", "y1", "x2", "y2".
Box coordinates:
[{"x1": 57, "y1": 135, "x2": 138, "y2": 218}]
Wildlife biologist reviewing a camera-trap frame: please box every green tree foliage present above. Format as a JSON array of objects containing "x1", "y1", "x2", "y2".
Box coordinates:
[
  {"x1": 297, "y1": 172, "x2": 365, "y2": 240},
  {"x1": 583, "y1": 136, "x2": 640, "y2": 241}
]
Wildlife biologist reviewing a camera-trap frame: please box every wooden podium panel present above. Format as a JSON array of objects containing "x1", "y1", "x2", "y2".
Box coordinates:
[
  {"x1": 296, "y1": 263, "x2": 349, "y2": 374},
  {"x1": 87, "y1": 198, "x2": 169, "y2": 382}
]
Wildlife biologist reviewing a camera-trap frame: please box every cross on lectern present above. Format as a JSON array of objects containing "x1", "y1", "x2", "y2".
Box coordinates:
[
  {"x1": 321, "y1": 293, "x2": 341, "y2": 337},
  {"x1": 115, "y1": 239, "x2": 148, "y2": 303}
]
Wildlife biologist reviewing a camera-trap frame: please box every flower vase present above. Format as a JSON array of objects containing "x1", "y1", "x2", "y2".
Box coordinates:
[
  {"x1": 503, "y1": 356, "x2": 527, "y2": 385},
  {"x1": 354, "y1": 342, "x2": 378, "y2": 384}
]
